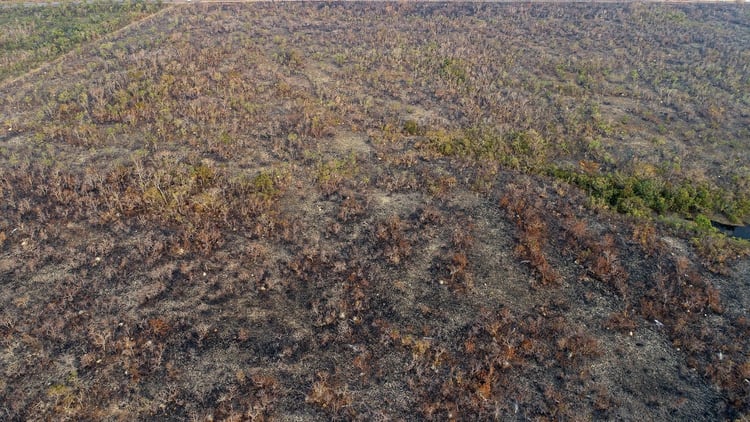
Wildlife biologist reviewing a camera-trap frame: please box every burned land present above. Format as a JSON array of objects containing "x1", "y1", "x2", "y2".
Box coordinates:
[{"x1": 1, "y1": 1, "x2": 750, "y2": 420}]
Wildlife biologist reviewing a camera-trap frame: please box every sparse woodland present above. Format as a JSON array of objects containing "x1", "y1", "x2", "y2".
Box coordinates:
[{"x1": 1, "y1": 2, "x2": 750, "y2": 420}]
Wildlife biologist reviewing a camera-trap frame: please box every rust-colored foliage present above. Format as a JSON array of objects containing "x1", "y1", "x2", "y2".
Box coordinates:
[
  {"x1": 1, "y1": 2, "x2": 749, "y2": 420},
  {"x1": 500, "y1": 186, "x2": 560, "y2": 286},
  {"x1": 306, "y1": 372, "x2": 353, "y2": 416},
  {"x1": 375, "y1": 215, "x2": 413, "y2": 265}
]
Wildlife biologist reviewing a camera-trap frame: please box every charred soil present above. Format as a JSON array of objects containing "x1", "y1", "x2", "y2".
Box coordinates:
[{"x1": 1, "y1": 2, "x2": 750, "y2": 420}]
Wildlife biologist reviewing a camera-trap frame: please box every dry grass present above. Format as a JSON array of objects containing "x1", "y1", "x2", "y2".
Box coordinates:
[{"x1": 1, "y1": 2, "x2": 749, "y2": 420}]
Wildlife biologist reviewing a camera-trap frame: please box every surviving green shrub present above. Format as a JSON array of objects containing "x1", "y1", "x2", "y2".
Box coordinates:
[
  {"x1": 402, "y1": 120, "x2": 423, "y2": 136},
  {"x1": 549, "y1": 167, "x2": 747, "y2": 222},
  {"x1": 439, "y1": 58, "x2": 468, "y2": 85},
  {"x1": 191, "y1": 164, "x2": 215, "y2": 188},
  {"x1": 251, "y1": 172, "x2": 279, "y2": 201},
  {"x1": 694, "y1": 214, "x2": 715, "y2": 232},
  {"x1": 315, "y1": 153, "x2": 359, "y2": 195}
]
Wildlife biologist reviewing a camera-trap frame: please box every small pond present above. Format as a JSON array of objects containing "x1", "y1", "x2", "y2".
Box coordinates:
[{"x1": 711, "y1": 221, "x2": 750, "y2": 240}]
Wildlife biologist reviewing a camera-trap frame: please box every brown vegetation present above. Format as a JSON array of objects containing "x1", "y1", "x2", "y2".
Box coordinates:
[{"x1": 1, "y1": 2, "x2": 749, "y2": 420}]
